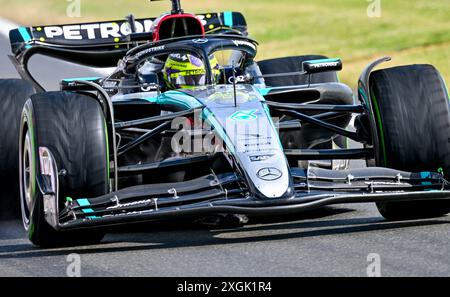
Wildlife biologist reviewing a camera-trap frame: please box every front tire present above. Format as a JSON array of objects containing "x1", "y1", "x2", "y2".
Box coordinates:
[
  {"x1": 369, "y1": 64, "x2": 450, "y2": 220},
  {"x1": 20, "y1": 91, "x2": 109, "y2": 247}
]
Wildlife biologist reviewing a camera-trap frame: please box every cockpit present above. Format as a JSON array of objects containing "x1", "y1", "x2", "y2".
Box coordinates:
[{"x1": 127, "y1": 36, "x2": 265, "y2": 93}]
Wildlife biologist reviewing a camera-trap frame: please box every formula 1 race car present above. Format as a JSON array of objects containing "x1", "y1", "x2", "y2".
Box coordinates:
[{"x1": 1, "y1": 0, "x2": 449, "y2": 247}]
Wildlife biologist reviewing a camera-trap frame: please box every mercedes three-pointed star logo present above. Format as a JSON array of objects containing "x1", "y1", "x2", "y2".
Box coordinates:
[{"x1": 256, "y1": 167, "x2": 282, "y2": 181}]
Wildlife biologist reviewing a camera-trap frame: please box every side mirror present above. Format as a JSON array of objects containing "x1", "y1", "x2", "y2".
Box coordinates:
[
  {"x1": 138, "y1": 72, "x2": 160, "y2": 92},
  {"x1": 139, "y1": 72, "x2": 159, "y2": 84},
  {"x1": 302, "y1": 58, "x2": 342, "y2": 74}
]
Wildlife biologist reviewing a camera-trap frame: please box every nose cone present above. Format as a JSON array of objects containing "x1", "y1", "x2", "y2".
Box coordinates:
[
  {"x1": 255, "y1": 170, "x2": 291, "y2": 198},
  {"x1": 195, "y1": 85, "x2": 292, "y2": 199}
]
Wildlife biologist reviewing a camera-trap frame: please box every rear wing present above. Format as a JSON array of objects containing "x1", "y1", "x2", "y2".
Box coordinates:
[{"x1": 9, "y1": 12, "x2": 247, "y2": 66}]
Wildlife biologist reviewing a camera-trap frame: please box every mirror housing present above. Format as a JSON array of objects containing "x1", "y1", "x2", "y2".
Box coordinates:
[{"x1": 138, "y1": 72, "x2": 160, "y2": 92}]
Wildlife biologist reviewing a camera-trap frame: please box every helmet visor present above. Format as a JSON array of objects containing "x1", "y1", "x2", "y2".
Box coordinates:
[{"x1": 170, "y1": 72, "x2": 207, "y2": 89}]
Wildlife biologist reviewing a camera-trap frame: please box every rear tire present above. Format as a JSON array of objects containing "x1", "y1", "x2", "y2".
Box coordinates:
[
  {"x1": 20, "y1": 91, "x2": 109, "y2": 247},
  {"x1": 369, "y1": 64, "x2": 450, "y2": 220},
  {"x1": 0, "y1": 79, "x2": 34, "y2": 219}
]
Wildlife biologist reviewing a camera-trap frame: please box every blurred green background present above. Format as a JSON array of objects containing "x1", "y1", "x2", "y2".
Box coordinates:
[{"x1": 1, "y1": 0, "x2": 449, "y2": 88}]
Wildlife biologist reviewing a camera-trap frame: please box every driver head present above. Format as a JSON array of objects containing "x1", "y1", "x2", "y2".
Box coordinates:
[{"x1": 163, "y1": 53, "x2": 220, "y2": 89}]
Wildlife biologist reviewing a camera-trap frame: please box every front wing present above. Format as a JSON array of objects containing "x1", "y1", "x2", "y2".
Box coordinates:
[{"x1": 39, "y1": 164, "x2": 450, "y2": 231}]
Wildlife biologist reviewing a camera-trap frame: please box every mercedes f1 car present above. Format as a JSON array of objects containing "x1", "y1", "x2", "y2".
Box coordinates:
[{"x1": 1, "y1": 0, "x2": 450, "y2": 246}]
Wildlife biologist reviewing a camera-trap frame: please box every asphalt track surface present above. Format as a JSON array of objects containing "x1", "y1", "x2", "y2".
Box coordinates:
[{"x1": 0, "y1": 34, "x2": 449, "y2": 277}]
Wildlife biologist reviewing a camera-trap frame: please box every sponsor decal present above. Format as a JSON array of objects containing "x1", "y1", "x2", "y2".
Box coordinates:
[
  {"x1": 103, "y1": 209, "x2": 155, "y2": 217},
  {"x1": 39, "y1": 19, "x2": 153, "y2": 40},
  {"x1": 232, "y1": 40, "x2": 256, "y2": 50},
  {"x1": 178, "y1": 69, "x2": 205, "y2": 76},
  {"x1": 308, "y1": 61, "x2": 340, "y2": 69},
  {"x1": 133, "y1": 45, "x2": 166, "y2": 59},
  {"x1": 196, "y1": 15, "x2": 208, "y2": 26},
  {"x1": 192, "y1": 38, "x2": 209, "y2": 44},
  {"x1": 364, "y1": 181, "x2": 412, "y2": 186},
  {"x1": 170, "y1": 53, "x2": 190, "y2": 62},
  {"x1": 249, "y1": 154, "x2": 274, "y2": 162},
  {"x1": 106, "y1": 198, "x2": 154, "y2": 210},
  {"x1": 244, "y1": 141, "x2": 271, "y2": 147},
  {"x1": 256, "y1": 167, "x2": 282, "y2": 181}
]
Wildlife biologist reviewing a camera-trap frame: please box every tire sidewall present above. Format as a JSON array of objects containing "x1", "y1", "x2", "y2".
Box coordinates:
[{"x1": 19, "y1": 99, "x2": 43, "y2": 239}]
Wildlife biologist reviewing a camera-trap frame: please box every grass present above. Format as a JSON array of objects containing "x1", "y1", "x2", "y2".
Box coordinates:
[{"x1": 1, "y1": 0, "x2": 449, "y2": 88}]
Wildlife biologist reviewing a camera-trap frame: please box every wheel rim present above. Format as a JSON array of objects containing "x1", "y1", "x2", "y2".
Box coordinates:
[{"x1": 20, "y1": 130, "x2": 34, "y2": 230}]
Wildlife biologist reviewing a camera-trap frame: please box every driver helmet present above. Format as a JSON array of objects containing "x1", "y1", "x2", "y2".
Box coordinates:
[{"x1": 163, "y1": 53, "x2": 220, "y2": 89}]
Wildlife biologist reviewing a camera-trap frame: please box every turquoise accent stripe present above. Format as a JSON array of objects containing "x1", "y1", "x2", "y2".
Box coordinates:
[
  {"x1": 159, "y1": 98, "x2": 191, "y2": 109},
  {"x1": 144, "y1": 97, "x2": 158, "y2": 103},
  {"x1": 77, "y1": 199, "x2": 90, "y2": 207},
  {"x1": 63, "y1": 77, "x2": 100, "y2": 82},
  {"x1": 305, "y1": 58, "x2": 340, "y2": 64},
  {"x1": 420, "y1": 171, "x2": 431, "y2": 178},
  {"x1": 258, "y1": 88, "x2": 272, "y2": 96},
  {"x1": 77, "y1": 198, "x2": 98, "y2": 218},
  {"x1": 157, "y1": 91, "x2": 203, "y2": 110},
  {"x1": 223, "y1": 12, "x2": 234, "y2": 27},
  {"x1": 18, "y1": 27, "x2": 32, "y2": 42},
  {"x1": 358, "y1": 87, "x2": 368, "y2": 104},
  {"x1": 420, "y1": 171, "x2": 432, "y2": 186}
]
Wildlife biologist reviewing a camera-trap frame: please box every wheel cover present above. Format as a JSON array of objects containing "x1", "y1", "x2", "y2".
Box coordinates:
[{"x1": 20, "y1": 130, "x2": 34, "y2": 230}]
